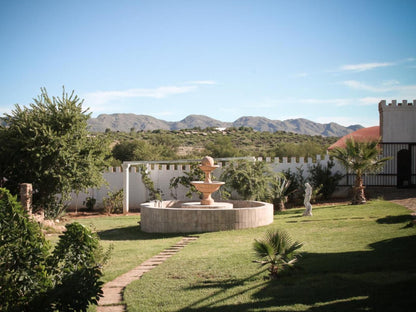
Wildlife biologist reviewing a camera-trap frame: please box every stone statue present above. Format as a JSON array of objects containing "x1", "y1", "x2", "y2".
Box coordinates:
[{"x1": 302, "y1": 183, "x2": 313, "y2": 216}]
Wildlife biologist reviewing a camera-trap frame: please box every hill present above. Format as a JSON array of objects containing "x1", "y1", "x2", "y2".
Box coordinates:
[{"x1": 88, "y1": 113, "x2": 363, "y2": 137}]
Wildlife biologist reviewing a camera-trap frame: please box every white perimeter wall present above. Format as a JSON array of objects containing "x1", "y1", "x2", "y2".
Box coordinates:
[{"x1": 67, "y1": 155, "x2": 346, "y2": 210}]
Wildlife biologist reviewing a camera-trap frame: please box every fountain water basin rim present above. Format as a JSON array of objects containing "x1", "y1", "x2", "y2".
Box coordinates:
[
  {"x1": 140, "y1": 200, "x2": 274, "y2": 233},
  {"x1": 181, "y1": 201, "x2": 233, "y2": 209}
]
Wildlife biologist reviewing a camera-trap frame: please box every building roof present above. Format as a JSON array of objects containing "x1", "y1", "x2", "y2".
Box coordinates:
[{"x1": 327, "y1": 126, "x2": 380, "y2": 150}]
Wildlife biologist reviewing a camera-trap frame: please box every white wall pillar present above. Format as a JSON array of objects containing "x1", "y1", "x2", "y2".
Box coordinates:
[{"x1": 122, "y1": 163, "x2": 131, "y2": 214}]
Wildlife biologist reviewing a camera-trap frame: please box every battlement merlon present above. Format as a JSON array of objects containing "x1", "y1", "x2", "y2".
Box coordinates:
[{"x1": 379, "y1": 99, "x2": 416, "y2": 112}]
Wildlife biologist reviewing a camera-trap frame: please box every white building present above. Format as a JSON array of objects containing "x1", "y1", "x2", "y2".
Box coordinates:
[{"x1": 378, "y1": 100, "x2": 416, "y2": 187}]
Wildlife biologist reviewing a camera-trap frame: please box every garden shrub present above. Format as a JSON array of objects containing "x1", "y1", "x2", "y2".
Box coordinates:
[
  {"x1": 282, "y1": 167, "x2": 307, "y2": 205},
  {"x1": 103, "y1": 189, "x2": 124, "y2": 214},
  {"x1": 282, "y1": 166, "x2": 327, "y2": 205},
  {"x1": 48, "y1": 222, "x2": 109, "y2": 311},
  {"x1": 139, "y1": 165, "x2": 162, "y2": 200},
  {"x1": 170, "y1": 163, "x2": 205, "y2": 199},
  {"x1": 83, "y1": 196, "x2": 97, "y2": 211},
  {"x1": 43, "y1": 198, "x2": 68, "y2": 220},
  {"x1": 220, "y1": 160, "x2": 272, "y2": 201},
  {"x1": 308, "y1": 160, "x2": 343, "y2": 199},
  {"x1": 0, "y1": 188, "x2": 52, "y2": 311},
  {"x1": 0, "y1": 187, "x2": 108, "y2": 312}
]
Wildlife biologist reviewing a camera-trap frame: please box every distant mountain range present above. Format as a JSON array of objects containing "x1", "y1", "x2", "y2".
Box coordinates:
[{"x1": 88, "y1": 114, "x2": 363, "y2": 137}]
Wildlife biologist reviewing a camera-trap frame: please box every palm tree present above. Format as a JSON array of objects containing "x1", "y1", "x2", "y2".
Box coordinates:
[
  {"x1": 330, "y1": 138, "x2": 391, "y2": 205},
  {"x1": 253, "y1": 229, "x2": 303, "y2": 279}
]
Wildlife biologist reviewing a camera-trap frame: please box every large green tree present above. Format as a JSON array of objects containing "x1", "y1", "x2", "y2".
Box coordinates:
[
  {"x1": 330, "y1": 138, "x2": 390, "y2": 205},
  {"x1": 0, "y1": 88, "x2": 110, "y2": 213}
]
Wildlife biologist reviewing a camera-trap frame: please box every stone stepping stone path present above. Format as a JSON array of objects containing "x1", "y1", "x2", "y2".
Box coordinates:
[{"x1": 97, "y1": 236, "x2": 198, "y2": 312}]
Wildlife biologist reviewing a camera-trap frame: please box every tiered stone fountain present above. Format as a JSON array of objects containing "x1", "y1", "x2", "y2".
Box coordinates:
[
  {"x1": 140, "y1": 156, "x2": 273, "y2": 233},
  {"x1": 181, "y1": 156, "x2": 232, "y2": 209}
]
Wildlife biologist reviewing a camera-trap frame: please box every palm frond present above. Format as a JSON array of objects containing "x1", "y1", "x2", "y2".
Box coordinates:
[{"x1": 253, "y1": 228, "x2": 303, "y2": 278}]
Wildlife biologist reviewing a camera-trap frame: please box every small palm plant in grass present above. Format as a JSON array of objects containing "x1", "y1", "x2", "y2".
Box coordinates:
[{"x1": 253, "y1": 228, "x2": 303, "y2": 279}]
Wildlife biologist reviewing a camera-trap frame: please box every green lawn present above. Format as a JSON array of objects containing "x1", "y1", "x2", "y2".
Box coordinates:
[
  {"x1": 69, "y1": 215, "x2": 183, "y2": 283},
  {"x1": 63, "y1": 200, "x2": 416, "y2": 311}
]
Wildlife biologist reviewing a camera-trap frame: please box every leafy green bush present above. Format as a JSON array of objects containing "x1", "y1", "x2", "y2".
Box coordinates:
[
  {"x1": 169, "y1": 163, "x2": 205, "y2": 199},
  {"x1": 205, "y1": 136, "x2": 240, "y2": 158},
  {"x1": 103, "y1": 189, "x2": 124, "y2": 214},
  {"x1": 139, "y1": 165, "x2": 162, "y2": 200},
  {"x1": 271, "y1": 141, "x2": 326, "y2": 159},
  {"x1": 220, "y1": 160, "x2": 272, "y2": 201},
  {"x1": 308, "y1": 160, "x2": 343, "y2": 199},
  {"x1": 282, "y1": 167, "x2": 307, "y2": 205},
  {"x1": 283, "y1": 167, "x2": 324, "y2": 205},
  {"x1": 48, "y1": 222, "x2": 109, "y2": 311},
  {"x1": 83, "y1": 196, "x2": 97, "y2": 211},
  {"x1": 0, "y1": 188, "x2": 52, "y2": 311},
  {"x1": 43, "y1": 198, "x2": 68, "y2": 220},
  {"x1": 0, "y1": 187, "x2": 109, "y2": 311}
]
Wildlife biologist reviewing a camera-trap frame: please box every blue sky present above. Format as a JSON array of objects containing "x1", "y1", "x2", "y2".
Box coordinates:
[{"x1": 1, "y1": 0, "x2": 415, "y2": 127}]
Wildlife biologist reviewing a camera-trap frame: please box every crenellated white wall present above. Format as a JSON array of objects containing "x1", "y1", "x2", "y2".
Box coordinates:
[{"x1": 66, "y1": 155, "x2": 346, "y2": 210}]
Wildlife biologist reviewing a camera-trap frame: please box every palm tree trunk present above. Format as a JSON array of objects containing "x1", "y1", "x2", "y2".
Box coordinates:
[{"x1": 352, "y1": 174, "x2": 366, "y2": 205}]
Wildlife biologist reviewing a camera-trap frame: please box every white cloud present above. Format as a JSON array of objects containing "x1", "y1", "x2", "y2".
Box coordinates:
[
  {"x1": 187, "y1": 80, "x2": 217, "y2": 85},
  {"x1": 292, "y1": 72, "x2": 309, "y2": 78},
  {"x1": 357, "y1": 97, "x2": 381, "y2": 106},
  {"x1": 83, "y1": 85, "x2": 200, "y2": 115},
  {"x1": 342, "y1": 80, "x2": 384, "y2": 92},
  {"x1": 244, "y1": 97, "x2": 380, "y2": 109},
  {"x1": 85, "y1": 81, "x2": 217, "y2": 109},
  {"x1": 300, "y1": 98, "x2": 350, "y2": 106},
  {"x1": 339, "y1": 62, "x2": 394, "y2": 72},
  {"x1": 381, "y1": 80, "x2": 400, "y2": 87},
  {"x1": 342, "y1": 80, "x2": 416, "y2": 96},
  {"x1": 278, "y1": 96, "x2": 385, "y2": 107},
  {"x1": 397, "y1": 84, "x2": 416, "y2": 94},
  {"x1": 85, "y1": 85, "x2": 197, "y2": 105}
]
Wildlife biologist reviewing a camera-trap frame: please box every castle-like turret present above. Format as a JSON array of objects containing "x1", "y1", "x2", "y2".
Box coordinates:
[{"x1": 378, "y1": 100, "x2": 416, "y2": 143}]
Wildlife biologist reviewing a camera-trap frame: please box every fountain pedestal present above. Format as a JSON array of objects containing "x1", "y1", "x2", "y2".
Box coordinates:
[{"x1": 189, "y1": 156, "x2": 226, "y2": 206}]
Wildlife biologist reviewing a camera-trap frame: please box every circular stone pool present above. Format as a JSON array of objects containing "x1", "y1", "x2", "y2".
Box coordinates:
[{"x1": 140, "y1": 200, "x2": 273, "y2": 233}]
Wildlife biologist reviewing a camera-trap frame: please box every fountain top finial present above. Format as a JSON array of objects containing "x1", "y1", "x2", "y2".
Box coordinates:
[
  {"x1": 191, "y1": 156, "x2": 224, "y2": 205},
  {"x1": 201, "y1": 156, "x2": 215, "y2": 167}
]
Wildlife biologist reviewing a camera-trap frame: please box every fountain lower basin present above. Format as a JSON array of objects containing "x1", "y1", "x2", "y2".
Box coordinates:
[
  {"x1": 190, "y1": 181, "x2": 225, "y2": 205},
  {"x1": 140, "y1": 200, "x2": 273, "y2": 233}
]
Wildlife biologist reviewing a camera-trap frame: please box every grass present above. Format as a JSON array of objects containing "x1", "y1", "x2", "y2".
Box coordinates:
[
  {"x1": 52, "y1": 215, "x2": 183, "y2": 282},
  {"x1": 59, "y1": 200, "x2": 416, "y2": 311}
]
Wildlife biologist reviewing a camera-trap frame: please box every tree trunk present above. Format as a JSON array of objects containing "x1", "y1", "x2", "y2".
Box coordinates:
[
  {"x1": 273, "y1": 199, "x2": 286, "y2": 211},
  {"x1": 352, "y1": 174, "x2": 366, "y2": 205}
]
